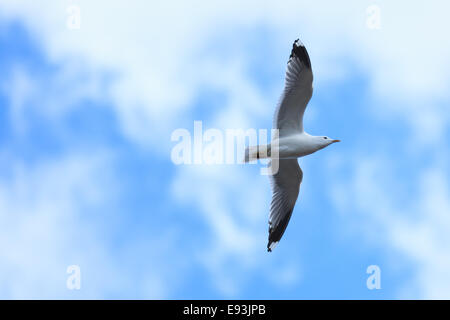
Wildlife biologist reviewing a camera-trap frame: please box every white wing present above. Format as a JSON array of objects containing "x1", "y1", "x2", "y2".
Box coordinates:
[
  {"x1": 273, "y1": 39, "x2": 313, "y2": 136},
  {"x1": 267, "y1": 159, "x2": 302, "y2": 251}
]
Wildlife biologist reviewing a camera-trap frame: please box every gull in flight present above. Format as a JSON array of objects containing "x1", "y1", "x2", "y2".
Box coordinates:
[{"x1": 245, "y1": 38, "x2": 340, "y2": 252}]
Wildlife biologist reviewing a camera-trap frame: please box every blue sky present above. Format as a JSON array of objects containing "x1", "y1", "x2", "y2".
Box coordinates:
[{"x1": 0, "y1": 1, "x2": 449, "y2": 299}]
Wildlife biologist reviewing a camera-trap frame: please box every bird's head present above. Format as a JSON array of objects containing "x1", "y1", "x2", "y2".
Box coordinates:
[{"x1": 315, "y1": 136, "x2": 340, "y2": 149}]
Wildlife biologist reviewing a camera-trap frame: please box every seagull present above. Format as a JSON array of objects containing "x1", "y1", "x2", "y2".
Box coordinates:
[{"x1": 245, "y1": 38, "x2": 340, "y2": 252}]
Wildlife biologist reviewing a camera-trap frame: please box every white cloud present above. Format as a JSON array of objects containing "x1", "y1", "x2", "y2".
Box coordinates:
[
  {"x1": 0, "y1": 151, "x2": 188, "y2": 298},
  {"x1": 0, "y1": 61, "x2": 107, "y2": 137},
  {"x1": 0, "y1": 152, "x2": 115, "y2": 298},
  {"x1": 171, "y1": 164, "x2": 266, "y2": 295}
]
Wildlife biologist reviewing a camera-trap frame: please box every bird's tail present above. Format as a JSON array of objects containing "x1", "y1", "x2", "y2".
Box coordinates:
[{"x1": 244, "y1": 145, "x2": 270, "y2": 163}]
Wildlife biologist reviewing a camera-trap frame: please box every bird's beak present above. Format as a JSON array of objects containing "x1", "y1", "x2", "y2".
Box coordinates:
[{"x1": 332, "y1": 139, "x2": 341, "y2": 143}]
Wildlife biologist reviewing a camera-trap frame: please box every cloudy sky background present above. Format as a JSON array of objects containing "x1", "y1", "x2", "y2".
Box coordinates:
[{"x1": 0, "y1": 0, "x2": 449, "y2": 299}]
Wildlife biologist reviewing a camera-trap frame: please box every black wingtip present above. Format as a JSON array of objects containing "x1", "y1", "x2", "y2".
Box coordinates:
[
  {"x1": 267, "y1": 209, "x2": 294, "y2": 252},
  {"x1": 289, "y1": 38, "x2": 311, "y2": 68}
]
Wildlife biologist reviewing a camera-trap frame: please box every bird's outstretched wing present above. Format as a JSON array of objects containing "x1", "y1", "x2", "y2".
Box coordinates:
[
  {"x1": 268, "y1": 159, "x2": 303, "y2": 251},
  {"x1": 273, "y1": 39, "x2": 313, "y2": 137}
]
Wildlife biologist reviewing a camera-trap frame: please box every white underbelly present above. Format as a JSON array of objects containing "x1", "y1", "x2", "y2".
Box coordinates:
[{"x1": 271, "y1": 135, "x2": 316, "y2": 159}]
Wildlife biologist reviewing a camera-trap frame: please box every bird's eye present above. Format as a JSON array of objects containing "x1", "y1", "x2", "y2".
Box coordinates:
[{"x1": 323, "y1": 137, "x2": 327, "y2": 139}]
